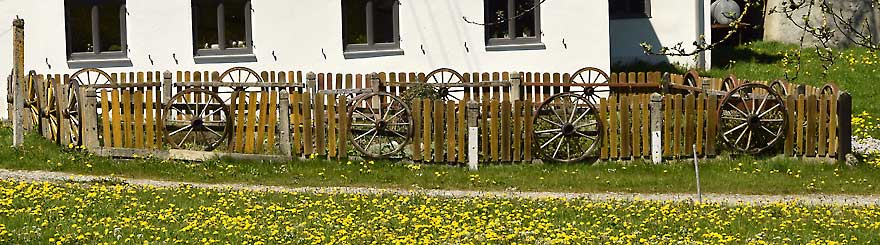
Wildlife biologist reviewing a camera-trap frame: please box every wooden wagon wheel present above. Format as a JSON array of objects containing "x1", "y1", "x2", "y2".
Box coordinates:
[
  {"x1": 64, "y1": 81, "x2": 82, "y2": 145},
  {"x1": 569, "y1": 67, "x2": 610, "y2": 105},
  {"x1": 683, "y1": 70, "x2": 701, "y2": 89},
  {"x1": 718, "y1": 83, "x2": 788, "y2": 154},
  {"x1": 820, "y1": 83, "x2": 838, "y2": 96},
  {"x1": 769, "y1": 79, "x2": 788, "y2": 96},
  {"x1": 25, "y1": 71, "x2": 41, "y2": 127},
  {"x1": 424, "y1": 68, "x2": 466, "y2": 101},
  {"x1": 721, "y1": 75, "x2": 737, "y2": 93},
  {"x1": 218, "y1": 67, "x2": 263, "y2": 90},
  {"x1": 43, "y1": 77, "x2": 60, "y2": 143},
  {"x1": 533, "y1": 93, "x2": 603, "y2": 163},
  {"x1": 160, "y1": 88, "x2": 231, "y2": 151},
  {"x1": 348, "y1": 92, "x2": 413, "y2": 158}
]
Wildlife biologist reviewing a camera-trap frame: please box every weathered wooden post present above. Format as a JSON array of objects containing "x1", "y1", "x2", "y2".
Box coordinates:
[
  {"x1": 162, "y1": 71, "x2": 173, "y2": 104},
  {"x1": 838, "y1": 92, "x2": 852, "y2": 161},
  {"x1": 81, "y1": 87, "x2": 99, "y2": 149},
  {"x1": 278, "y1": 91, "x2": 292, "y2": 158},
  {"x1": 650, "y1": 93, "x2": 664, "y2": 164},
  {"x1": 305, "y1": 72, "x2": 317, "y2": 96},
  {"x1": 466, "y1": 100, "x2": 480, "y2": 170},
  {"x1": 11, "y1": 18, "x2": 25, "y2": 147},
  {"x1": 509, "y1": 72, "x2": 522, "y2": 101}
]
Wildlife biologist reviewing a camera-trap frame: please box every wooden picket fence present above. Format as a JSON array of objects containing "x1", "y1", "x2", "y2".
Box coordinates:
[{"x1": 14, "y1": 68, "x2": 852, "y2": 163}]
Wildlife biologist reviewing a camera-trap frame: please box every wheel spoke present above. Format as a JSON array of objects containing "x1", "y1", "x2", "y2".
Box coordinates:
[
  {"x1": 353, "y1": 128, "x2": 377, "y2": 141},
  {"x1": 571, "y1": 106, "x2": 593, "y2": 125},
  {"x1": 382, "y1": 100, "x2": 396, "y2": 120},
  {"x1": 760, "y1": 118, "x2": 784, "y2": 122},
  {"x1": 728, "y1": 102, "x2": 750, "y2": 117},
  {"x1": 755, "y1": 95, "x2": 769, "y2": 115},
  {"x1": 574, "y1": 131, "x2": 597, "y2": 140},
  {"x1": 734, "y1": 126, "x2": 749, "y2": 146},
  {"x1": 386, "y1": 108, "x2": 406, "y2": 121},
  {"x1": 575, "y1": 121, "x2": 598, "y2": 129},
  {"x1": 538, "y1": 116, "x2": 563, "y2": 127},
  {"x1": 552, "y1": 136, "x2": 565, "y2": 158},
  {"x1": 723, "y1": 122, "x2": 749, "y2": 136},
  {"x1": 540, "y1": 132, "x2": 563, "y2": 149},
  {"x1": 536, "y1": 128, "x2": 562, "y2": 134},
  {"x1": 757, "y1": 103, "x2": 782, "y2": 117},
  {"x1": 205, "y1": 126, "x2": 223, "y2": 137},
  {"x1": 721, "y1": 116, "x2": 748, "y2": 121},
  {"x1": 760, "y1": 125, "x2": 777, "y2": 137},
  {"x1": 745, "y1": 130, "x2": 753, "y2": 150},
  {"x1": 354, "y1": 109, "x2": 377, "y2": 123},
  {"x1": 169, "y1": 125, "x2": 193, "y2": 136},
  {"x1": 177, "y1": 127, "x2": 195, "y2": 147},
  {"x1": 365, "y1": 130, "x2": 379, "y2": 150}
]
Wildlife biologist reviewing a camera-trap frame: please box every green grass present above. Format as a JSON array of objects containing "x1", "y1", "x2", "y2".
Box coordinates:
[
  {"x1": 2, "y1": 127, "x2": 878, "y2": 195},
  {"x1": 1, "y1": 179, "x2": 878, "y2": 243},
  {"x1": 614, "y1": 41, "x2": 880, "y2": 116}
]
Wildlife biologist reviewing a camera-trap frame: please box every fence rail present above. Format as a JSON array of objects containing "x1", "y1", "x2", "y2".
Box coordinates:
[{"x1": 10, "y1": 68, "x2": 852, "y2": 164}]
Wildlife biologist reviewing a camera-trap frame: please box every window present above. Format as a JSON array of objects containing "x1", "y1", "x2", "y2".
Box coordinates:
[
  {"x1": 484, "y1": 0, "x2": 542, "y2": 50},
  {"x1": 342, "y1": 0, "x2": 402, "y2": 57},
  {"x1": 610, "y1": 0, "x2": 651, "y2": 19},
  {"x1": 191, "y1": 0, "x2": 253, "y2": 59},
  {"x1": 64, "y1": 0, "x2": 127, "y2": 60}
]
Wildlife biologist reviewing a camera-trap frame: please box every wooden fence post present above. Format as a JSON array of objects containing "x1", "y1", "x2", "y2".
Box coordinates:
[
  {"x1": 162, "y1": 71, "x2": 173, "y2": 104},
  {"x1": 509, "y1": 72, "x2": 522, "y2": 101},
  {"x1": 278, "y1": 91, "x2": 292, "y2": 158},
  {"x1": 837, "y1": 92, "x2": 852, "y2": 161},
  {"x1": 11, "y1": 18, "x2": 25, "y2": 147},
  {"x1": 467, "y1": 101, "x2": 480, "y2": 170},
  {"x1": 306, "y1": 72, "x2": 317, "y2": 96},
  {"x1": 81, "y1": 88, "x2": 99, "y2": 149},
  {"x1": 650, "y1": 93, "x2": 663, "y2": 164}
]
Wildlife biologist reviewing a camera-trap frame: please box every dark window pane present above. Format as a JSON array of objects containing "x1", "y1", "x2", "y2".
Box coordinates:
[
  {"x1": 343, "y1": 0, "x2": 368, "y2": 45},
  {"x1": 485, "y1": 0, "x2": 508, "y2": 39},
  {"x1": 194, "y1": 2, "x2": 219, "y2": 50},
  {"x1": 630, "y1": 0, "x2": 645, "y2": 15},
  {"x1": 374, "y1": 0, "x2": 395, "y2": 44},
  {"x1": 514, "y1": 0, "x2": 536, "y2": 38},
  {"x1": 99, "y1": 2, "x2": 123, "y2": 52},
  {"x1": 66, "y1": 0, "x2": 93, "y2": 53},
  {"x1": 225, "y1": 0, "x2": 247, "y2": 48}
]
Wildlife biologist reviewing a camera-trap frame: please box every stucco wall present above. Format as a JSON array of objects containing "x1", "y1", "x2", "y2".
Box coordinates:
[
  {"x1": 764, "y1": 0, "x2": 880, "y2": 48},
  {"x1": 609, "y1": 0, "x2": 712, "y2": 69},
  {"x1": 0, "y1": 0, "x2": 610, "y2": 119}
]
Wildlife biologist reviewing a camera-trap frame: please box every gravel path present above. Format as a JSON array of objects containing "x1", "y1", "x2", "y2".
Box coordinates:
[{"x1": 1, "y1": 169, "x2": 878, "y2": 206}]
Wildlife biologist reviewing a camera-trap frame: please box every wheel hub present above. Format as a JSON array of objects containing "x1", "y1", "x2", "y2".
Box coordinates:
[
  {"x1": 438, "y1": 88, "x2": 449, "y2": 97},
  {"x1": 192, "y1": 118, "x2": 204, "y2": 128},
  {"x1": 747, "y1": 114, "x2": 760, "y2": 127},
  {"x1": 562, "y1": 124, "x2": 576, "y2": 137},
  {"x1": 375, "y1": 120, "x2": 387, "y2": 130}
]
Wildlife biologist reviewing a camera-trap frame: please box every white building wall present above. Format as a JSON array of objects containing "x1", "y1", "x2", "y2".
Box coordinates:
[
  {"x1": 609, "y1": 0, "x2": 711, "y2": 69},
  {"x1": 0, "y1": 0, "x2": 610, "y2": 119}
]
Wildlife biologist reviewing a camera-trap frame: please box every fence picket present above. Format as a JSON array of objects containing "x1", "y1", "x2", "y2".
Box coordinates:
[
  {"x1": 457, "y1": 101, "x2": 467, "y2": 163},
  {"x1": 806, "y1": 94, "x2": 817, "y2": 157},
  {"x1": 631, "y1": 94, "x2": 641, "y2": 158},
  {"x1": 256, "y1": 92, "x2": 270, "y2": 153},
  {"x1": 501, "y1": 101, "x2": 512, "y2": 162},
  {"x1": 267, "y1": 91, "x2": 278, "y2": 154},
  {"x1": 513, "y1": 101, "x2": 522, "y2": 162},
  {"x1": 133, "y1": 91, "x2": 145, "y2": 149},
  {"x1": 696, "y1": 94, "x2": 705, "y2": 156},
  {"x1": 433, "y1": 100, "x2": 445, "y2": 162},
  {"x1": 784, "y1": 95, "x2": 795, "y2": 156},
  {"x1": 423, "y1": 98, "x2": 433, "y2": 161},
  {"x1": 663, "y1": 95, "x2": 672, "y2": 157},
  {"x1": 411, "y1": 100, "x2": 422, "y2": 161},
  {"x1": 609, "y1": 95, "x2": 619, "y2": 159},
  {"x1": 327, "y1": 94, "x2": 337, "y2": 158},
  {"x1": 446, "y1": 100, "x2": 456, "y2": 162},
  {"x1": 314, "y1": 94, "x2": 326, "y2": 155},
  {"x1": 291, "y1": 92, "x2": 302, "y2": 156},
  {"x1": 101, "y1": 90, "x2": 112, "y2": 147},
  {"x1": 673, "y1": 94, "x2": 682, "y2": 157},
  {"x1": 111, "y1": 89, "x2": 123, "y2": 148},
  {"x1": 797, "y1": 94, "x2": 805, "y2": 155},
  {"x1": 523, "y1": 100, "x2": 534, "y2": 161},
  {"x1": 818, "y1": 94, "x2": 827, "y2": 156},
  {"x1": 620, "y1": 95, "x2": 631, "y2": 158},
  {"x1": 707, "y1": 94, "x2": 718, "y2": 156},
  {"x1": 599, "y1": 98, "x2": 609, "y2": 160},
  {"x1": 829, "y1": 94, "x2": 838, "y2": 157},
  {"x1": 244, "y1": 92, "x2": 259, "y2": 154}
]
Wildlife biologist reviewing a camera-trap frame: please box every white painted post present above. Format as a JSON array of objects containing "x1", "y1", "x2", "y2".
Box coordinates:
[
  {"x1": 466, "y1": 101, "x2": 480, "y2": 171},
  {"x1": 693, "y1": 144, "x2": 702, "y2": 203},
  {"x1": 509, "y1": 72, "x2": 522, "y2": 102},
  {"x1": 278, "y1": 91, "x2": 292, "y2": 158},
  {"x1": 650, "y1": 93, "x2": 663, "y2": 164},
  {"x1": 162, "y1": 71, "x2": 173, "y2": 104}
]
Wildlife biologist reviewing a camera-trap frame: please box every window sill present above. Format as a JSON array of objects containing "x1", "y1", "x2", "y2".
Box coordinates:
[
  {"x1": 343, "y1": 48, "x2": 404, "y2": 59},
  {"x1": 610, "y1": 14, "x2": 652, "y2": 20},
  {"x1": 486, "y1": 42, "x2": 546, "y2": 52},
  {"x1": 193, "y1": 53, "x2": 258, "y2": 64},
  {"x1": 67, "y1": 57, "x2": 133, "y2": 69}
]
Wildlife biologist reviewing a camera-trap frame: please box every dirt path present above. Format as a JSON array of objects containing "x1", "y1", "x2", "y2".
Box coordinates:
[{"x1": 1, "y1": 169, "x2": 878, "y2": 206}]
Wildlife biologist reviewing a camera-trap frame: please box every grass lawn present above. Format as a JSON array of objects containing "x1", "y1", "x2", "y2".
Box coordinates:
[
  {"x1": 614, "y1": 41, "x2": 880, "y2": 116},
  {"x1": 1, "y1": 179, "x2": 878, "y2": 243},
  {"x1": 2, "y1": 128, "x2": 878, "y2": 195}
]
